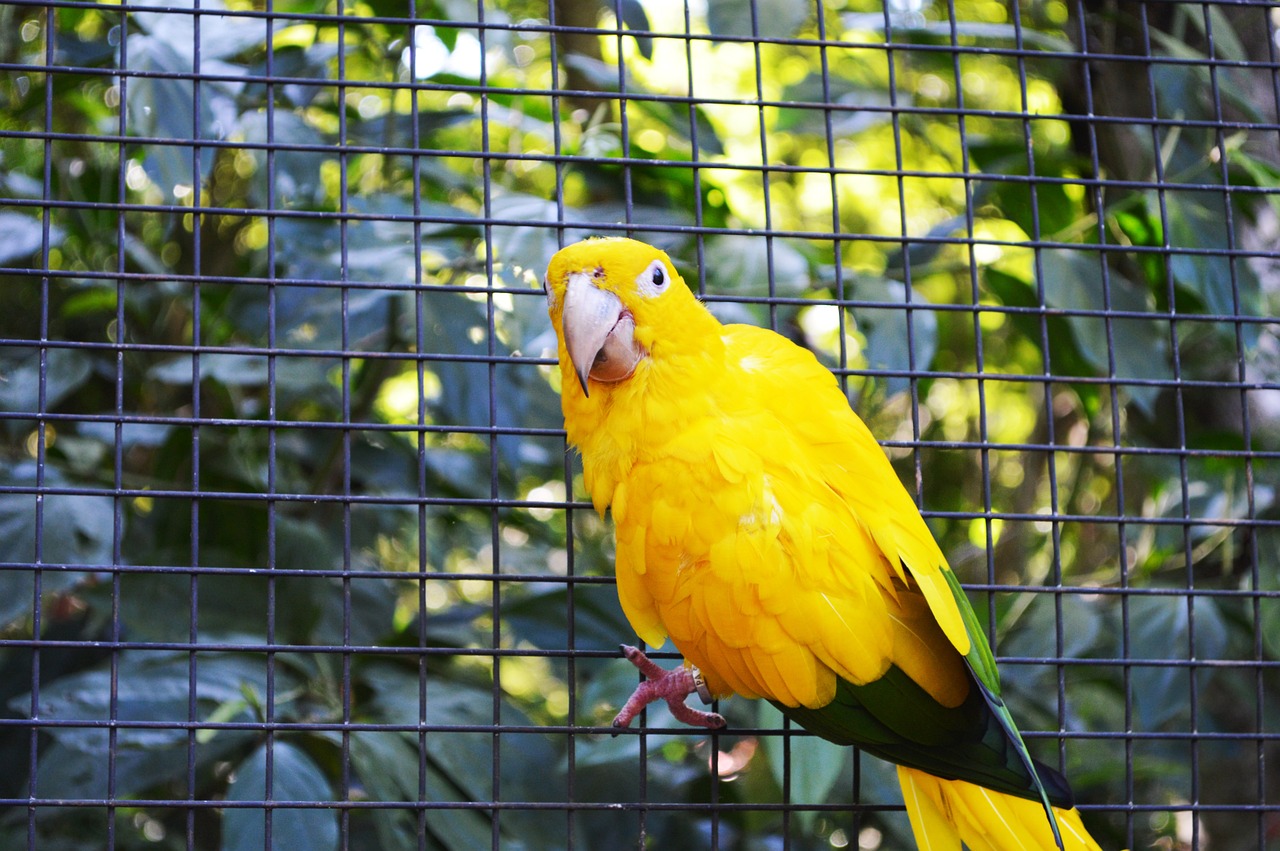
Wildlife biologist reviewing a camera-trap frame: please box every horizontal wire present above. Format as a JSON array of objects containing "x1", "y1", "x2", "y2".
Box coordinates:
[
  {"x1": 3, "y1": 187, "x2": 1277, "y2": 253},
  {"x1": 2, "y1": 274, "x2": 1277, "y2": 330},
  {"x1": 5, "y1": 409, "x2": 1280, "y2": 462},
  {"x1": 0, "y1": 635, "x2": 1275, "y2": 669},
  {"x1": 0, "y1": 801, "x2": 1238, "y2": 819},
  {"x1": 8, "y1": 120, "x2": 1280, "y2": 176},
  {"x1": 0, "y1": 560, "x2": 1276, "y2": 604},
  {"x1": 0, "y1": 482, "x2": 1275, "y2": 526},
  {"x1": 1, "y1": 0, "x2": 1275, "y2": 71},
  {"x1": 0, "y1": 716, "x2": 1272, "y2": 742}
]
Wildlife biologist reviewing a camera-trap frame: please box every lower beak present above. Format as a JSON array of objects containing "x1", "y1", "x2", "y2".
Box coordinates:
[{"x1": 561, "y1": 273, "x2": 643, "y2": 395}]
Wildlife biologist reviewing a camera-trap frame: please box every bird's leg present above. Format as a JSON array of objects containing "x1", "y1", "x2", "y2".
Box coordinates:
[{"x1": 611, "y1": 644, "x2": 726, "y2": 733}]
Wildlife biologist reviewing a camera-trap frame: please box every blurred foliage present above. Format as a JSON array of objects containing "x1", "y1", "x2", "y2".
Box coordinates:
[{"x1": 0, "y1": 0, "x2": 1277, "y2": 848}]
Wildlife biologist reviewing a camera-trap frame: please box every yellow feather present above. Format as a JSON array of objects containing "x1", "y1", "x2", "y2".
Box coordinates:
[
  {"x1": 746, "y1": 647, "x2": 798, "y2": 706},
  {"x1": 615, "y1": 586, "x2": 665, "y2": 650},
  {"x1": 885, "y1": 584, "x2": 971, "y2": 708},
  {"x1": 611, "y1": 478, "x2": 630, "y2": 525},
  {"x1": 714, "y1": 645, "x2": 763, "y2": 699},
  {"x1": 649, "y1": 497, "x2": 690, "y2": 547},
  {"x1": 662, "y1": 590, "x2": 698, "y2": 644},
  {"x1": 616, "y1": 523, "x2": 646, "y2": 576},
  {"x1": 899, "y1": 767, "x2": 1106, "y2": 851},
  {"x1": 898, "y1": 765, "x2": 963, "y2": 851}
]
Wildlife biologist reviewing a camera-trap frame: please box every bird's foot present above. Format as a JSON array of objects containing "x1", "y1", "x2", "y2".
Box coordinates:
[{"x1": 611, "y1": 644, "x2": 726, "y2": 734}]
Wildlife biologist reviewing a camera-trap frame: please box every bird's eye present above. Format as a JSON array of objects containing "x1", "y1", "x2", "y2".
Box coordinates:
[{"x1": 638, "y1": 260, "x2": 668, "y2": 296}]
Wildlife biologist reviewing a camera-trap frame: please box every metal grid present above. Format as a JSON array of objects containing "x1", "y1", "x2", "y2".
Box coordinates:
[{"x1": 1, "y1": 1, "x2": 1277, "y2": 849}]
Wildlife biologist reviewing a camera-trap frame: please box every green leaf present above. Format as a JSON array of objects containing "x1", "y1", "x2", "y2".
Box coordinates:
[
  {"x1": 703, "y1": 235, "x2": 809, "y2": 305},
  {"x1": 707, "y1": 0, "x2": 808, "y2": 39},
  {"x1": 133, "y1": 0, "x2": 268, "y2": 62},
  {"x1": 617, "y1": 0, "x2": 653, "y2": 60},
  {"x1": 0, "y1": 464, "x2": 113, "y2": 627},
  {"x1": 1255, "y1": 529, "x2": 1280, "y2": 659},
  {"x1": 502, "y1": 583, "x2": 632, "y2": 652},
  {"x1": 239, "y1": 111, "x2": 329, "y2": 208},
  {"x1": 850, "y1": 276, "x2": 937, "y2": 399},
  {"x1": 148, "y1": 353, "x2": 270, "y2": 387},
  {"x1": 310, "y1": 574, "x2": 398, "y2": 649},
  {"x1": 1165, "y1": 191, "x2": 1263, "y2": 328},
  {"x1": 222, "y1": 740, "x2": 339, "y2": 851},
  {"x1": 14, "y1": 650, "x2": 271, "y2": 800},
  {"x1": 883, "y1": 216, "x2": 966, "y2": 279},
  {"x1": 124, "y1": 35, "x2": 221, "y2": 196},
  {"x1": 758, "y1": 701, "x2": 846, "y2": 831},
  {"x1": 0, "y1": 211, "x2": 62, "y2": 265},
  {"x1": 555, "y1": 57, "x2": 724, "y2": 156},
  {"x1": 630, "y1": 96, "x2": 725, "y2": 156},
  {"x1": 1130, "y1": 595, "x2": 1227, "y2": 731},
  {"x1": 490, "y1": 193, "x2": 565, "y2": 277},
  {"x1": 0, "y1": 347, "x2": 92, "y2": 414},
  {"x1": 350, "y1": 729, "x2": 494, "y2": 851},
  {"x1": 842, "y1": 16, "x2": 1074, "y2": 52},
  {"x1": 1005, "y1": 593, "x2": 1103, "y2": 665},
  {"x1": 76, "y1": 420, "x2": 172, "y2": 448},
  {"x1": 1038, "y1": 249, "x2": 1170, "y2": 416},
  {"x1": 776, "y1": 74, "x2": 895, "y2": 138}
]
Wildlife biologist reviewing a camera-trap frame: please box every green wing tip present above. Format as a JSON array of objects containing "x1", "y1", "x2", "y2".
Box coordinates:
[{"x1": 937, "y1": 566, "x2": 1068, "y2": 847}]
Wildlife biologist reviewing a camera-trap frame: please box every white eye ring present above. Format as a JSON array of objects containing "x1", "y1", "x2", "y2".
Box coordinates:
[{"x1": 637, "y1": 260, "x2": 669, "y2": 297}]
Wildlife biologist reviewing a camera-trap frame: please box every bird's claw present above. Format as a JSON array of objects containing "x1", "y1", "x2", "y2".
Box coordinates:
[{"x1": 610, "y1": 644, "x2": 726, "y2": 734}]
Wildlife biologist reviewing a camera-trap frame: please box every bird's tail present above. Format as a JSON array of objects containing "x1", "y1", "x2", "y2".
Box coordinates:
[{"x1": 897, "y1": 765, "x2": 1106, "y2": 851}]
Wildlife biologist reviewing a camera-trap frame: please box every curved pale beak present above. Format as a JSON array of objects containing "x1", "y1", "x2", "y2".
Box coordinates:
[{"x1": 561, "y1": 272, "x2": 643, "y2": 396}]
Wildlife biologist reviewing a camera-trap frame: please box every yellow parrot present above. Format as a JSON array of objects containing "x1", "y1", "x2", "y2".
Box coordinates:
[{"x1": 545, "y1": 236, "x2": 1107, "y2": 850}]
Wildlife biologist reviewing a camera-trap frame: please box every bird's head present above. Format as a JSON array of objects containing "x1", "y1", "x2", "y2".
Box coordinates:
[{"x1": 545, "y1": 236, "x2": 699, "y2": 396}]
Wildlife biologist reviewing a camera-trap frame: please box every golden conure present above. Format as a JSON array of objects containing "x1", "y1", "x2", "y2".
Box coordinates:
[{"x1": 545, "y1": 236, "x2": 1109, "y2": 851}]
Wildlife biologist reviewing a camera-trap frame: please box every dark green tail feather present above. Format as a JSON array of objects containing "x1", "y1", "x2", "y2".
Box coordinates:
[{"x1": 773, "y1": 665, "x2": 1074, "y2": 809}]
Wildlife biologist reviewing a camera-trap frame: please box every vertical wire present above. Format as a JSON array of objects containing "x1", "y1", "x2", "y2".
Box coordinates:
[
  {"x1": 336, "y1": 2, "x2": 353, "y2": 845},
  {"x1": 942, "y1": 0, "x2": 995, "y2": 642},
  {"x1": 1072, "y1": 1, "x2": 1133, "y2": 836},
  {"x1": 1009, "y1": 0, "x2": 1066, "y2": 775},
  {"x1": 1254, "y1": 9, "x2": 1279, "y2": 842},
  {"x1": 816, "y1": 3, "x2": 847, "y2": 406},
  {"x1": 407, "y1": 9, "x2": 430, "y2": 851},
  {"x1": 748, "y1": 0, "x2": 777, "y2": 334},
  {"x1": 263, "y1": 3, "x2": 280, "y2": 850},
  {"x1": 1201, "y1": 8, "x2": 1255, "y2": 849},
  {"x1": 28, "y1": 6, "x2": 57, "y2": 846},
  {"x1": 474, "y1": 5, "x2": 502, "y2": 848},
  {"x1": 1139, "y1": 4, "x2": 1195, "y2": 843},
  {"x1": 882, "y1": 7, "x2": 925, "y2": 547},
  {"x1": 113, "y1": 0, "x2": 133, "y2": 845},
  {"x1": 607, "y1": 5, "x2": 648, "y2": 842},
  {"x1": 615, "y1": 0, "x2": 635, "y2": 243},
  {"x1": 684, "y1": 0, "x2": 706, "y2": 300},
  {"x1": 546, "y1": 5, "x2": 576, "y2": 847},
  {"x1": 185, "y1": 0, "x2": 205, "y2": 845}
]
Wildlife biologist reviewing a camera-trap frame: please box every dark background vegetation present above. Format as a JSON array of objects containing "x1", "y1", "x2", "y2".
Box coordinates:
[{"x1": 1, "y1": 0, "x2": 1277, "y2": 848}]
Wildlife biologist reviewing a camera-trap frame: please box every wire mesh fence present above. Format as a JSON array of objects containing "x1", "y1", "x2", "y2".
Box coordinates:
[{"x1": 1, "y1": 0, "x2": 1278, "y2": 848}]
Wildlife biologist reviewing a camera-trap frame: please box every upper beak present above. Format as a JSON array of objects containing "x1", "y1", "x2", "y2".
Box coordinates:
[{"x1": 561, "y1": 272, "x2": 642, "y2": 396}]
